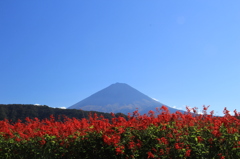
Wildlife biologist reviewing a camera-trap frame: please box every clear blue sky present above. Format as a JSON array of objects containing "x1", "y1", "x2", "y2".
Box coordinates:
[{"x1": 1, "y1": 1, "x2": 240, "y2": 116}]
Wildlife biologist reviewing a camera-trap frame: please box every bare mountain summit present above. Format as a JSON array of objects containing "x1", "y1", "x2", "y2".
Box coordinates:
[{"x1": 68, "y1": 83, "x2": 184, "y2": 115}]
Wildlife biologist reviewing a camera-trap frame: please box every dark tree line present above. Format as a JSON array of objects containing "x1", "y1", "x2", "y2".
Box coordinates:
[{"x1": 0, "y1": 104, "x2": 127, "y2": 123}]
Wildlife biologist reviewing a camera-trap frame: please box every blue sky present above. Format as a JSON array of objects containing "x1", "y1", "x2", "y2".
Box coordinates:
[{"x1": 1, "y1": 1, "x2": 240, "y2": 116}]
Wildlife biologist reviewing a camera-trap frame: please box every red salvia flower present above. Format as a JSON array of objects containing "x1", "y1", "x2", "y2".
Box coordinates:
[
  {"x1": 147, "y1": 151, "x2": 154, "y2": 158},
  {"x1": 185, "y1": 149, "x2": 191, "y2": 157}
]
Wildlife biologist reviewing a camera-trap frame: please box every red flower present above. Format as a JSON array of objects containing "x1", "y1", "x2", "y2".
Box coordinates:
[
  {"x1": 203, "y1": 105, "x2": 209, "y2": 110},
  {"x1": 208, "y1": 138, "x2": 213, "y2": 144},
  {"x1": 159, "y1": 149, "x2": 164, "y2": 155},
  {"x1": 115, "y1": 145, "x2": 124, "y2": 155},
  {"x1": 175, "y1": 143, "x2": 184, "y2": 149},
  {"x1": 185, "y1": 149, "x2": 191, "y2": 157},
  {"x1": 197, "y1": 136, "x2": 203, "y2": 143},
  {"x1": 175, "y1": 143, "x2": 180, "y2": 149},
  {"x1": 160, "y1": 106, "x2": 168, "y2": 112},
  {"x1": 157, "y1": 137, "x2": 168, "y2": 145},
  {"x1": 40, "y1": 139, "x2": 46, "y2": 145},
  {"x1": 147, "y1": 151, "x2": 154, "y2": 158},
  {"x1": 15, "y1": 138, "x2": 21, "y2": 142},
  {"x1": 115, "y1": 147, "x2": 123, "y2": 155},
  {"x1": 218, "y1": 153, "x2": 225, "y2": 159},
  {"x1": 136, "y1": 139, "x2": 142, "y2": 148},
  {"x1": 128, "y1": 141, "x2": 135, "y2": 149}
]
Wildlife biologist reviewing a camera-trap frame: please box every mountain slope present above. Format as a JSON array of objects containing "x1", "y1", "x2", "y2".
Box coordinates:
[{"x1": 68, "y1": 83, "x2": 185, "y2": 115}]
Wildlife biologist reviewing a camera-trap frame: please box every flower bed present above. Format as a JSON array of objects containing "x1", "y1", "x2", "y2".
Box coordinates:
[{"x1": 0, "y1": 106, "x2": 239, "y2": 159}]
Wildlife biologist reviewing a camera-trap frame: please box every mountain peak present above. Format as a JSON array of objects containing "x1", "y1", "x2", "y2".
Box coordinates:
[
  {"x1": 110, "y1": 82, "x2": 131, "y2": 87},
  {"x1": 113, "y1": 82, "x2": 126, "y2": 85},
  {"x1": 68, "y1": 83, "x2": 184, "y2": 115}
]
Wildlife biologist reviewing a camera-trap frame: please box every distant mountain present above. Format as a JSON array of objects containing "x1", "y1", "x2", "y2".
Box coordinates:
[
  {"x1": 0, "y1": 104, "x2": 127, "y2": 122},
  {"x1": 68, "y1": 83, "x2": 185, "y2": 115}
]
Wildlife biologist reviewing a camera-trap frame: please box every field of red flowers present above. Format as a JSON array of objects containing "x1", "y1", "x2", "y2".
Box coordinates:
[{"x1": 0, "y1": 106, "x2": 239, "y2": 159}]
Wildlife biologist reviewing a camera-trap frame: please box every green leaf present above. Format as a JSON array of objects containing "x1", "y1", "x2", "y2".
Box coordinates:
[{"x1": 195, "y1": 137, "x2": 198, "y2": 142}]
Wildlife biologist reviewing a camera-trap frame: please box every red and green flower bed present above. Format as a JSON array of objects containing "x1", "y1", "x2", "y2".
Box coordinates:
[{"x1": 0, "y1": 106, "x2": 239, "y2": 159}]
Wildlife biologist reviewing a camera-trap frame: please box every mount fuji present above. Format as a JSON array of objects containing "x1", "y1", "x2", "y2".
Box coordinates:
[{"x1": 68, "y1": 83, "x2": 185, "y2": 115}]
